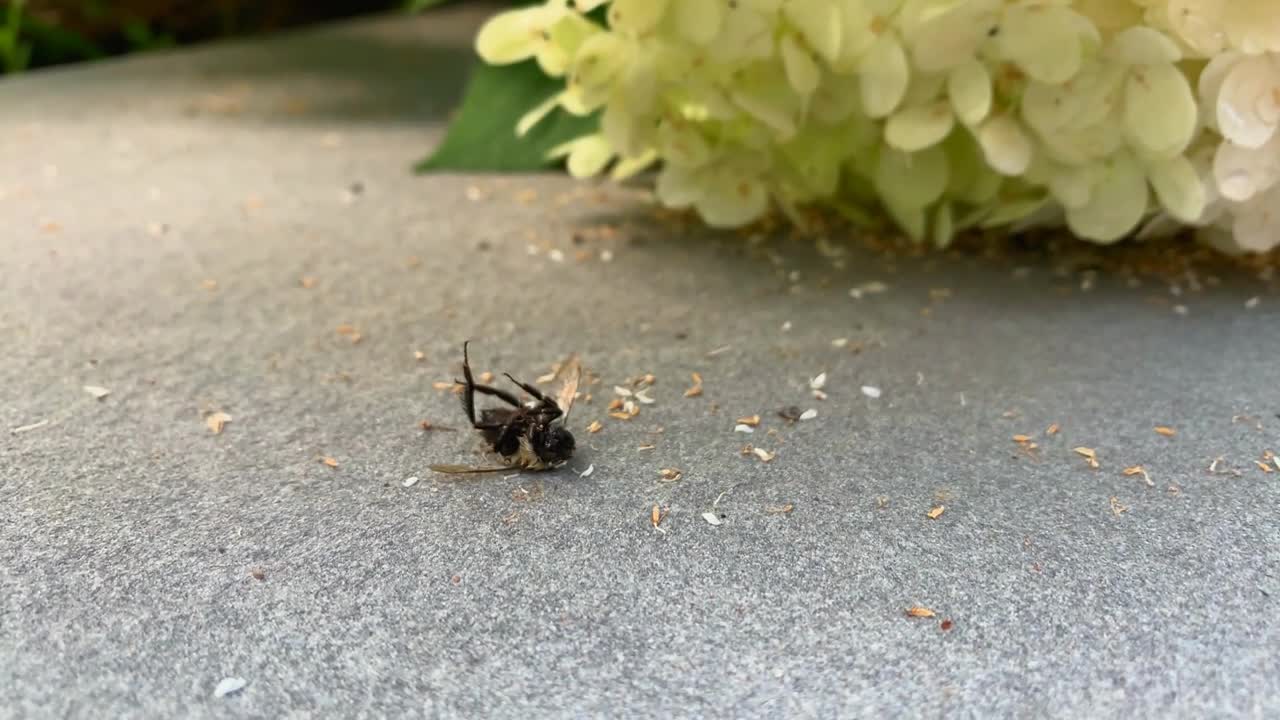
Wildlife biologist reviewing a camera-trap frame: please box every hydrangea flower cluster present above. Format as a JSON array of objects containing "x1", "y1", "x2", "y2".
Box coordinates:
[{"x1": 475, "y1": 0, "x2": 1280, "y2": 253}]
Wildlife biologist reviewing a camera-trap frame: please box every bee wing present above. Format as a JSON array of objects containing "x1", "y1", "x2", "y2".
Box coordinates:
[
  {"x1": 428, "y1": 464, "x2": 511, "y2": 475},
  {"x1": 551, "y1": 353, "x2": 582, "y2": 423}
]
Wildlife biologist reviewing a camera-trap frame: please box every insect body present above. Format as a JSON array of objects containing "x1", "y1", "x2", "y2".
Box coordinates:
[{"x1": 429, "y1": 341, "x2": 581, "y2": 475}]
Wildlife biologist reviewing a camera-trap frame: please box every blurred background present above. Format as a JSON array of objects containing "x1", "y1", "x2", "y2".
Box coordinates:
[{"x1": 0, "y1": 0, "x2": 445, "y2": 74}]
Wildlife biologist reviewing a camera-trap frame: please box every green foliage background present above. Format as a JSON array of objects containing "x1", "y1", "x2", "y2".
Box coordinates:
[{"x1": 3, "y1": 0, "x2": 588, "y2": 173}]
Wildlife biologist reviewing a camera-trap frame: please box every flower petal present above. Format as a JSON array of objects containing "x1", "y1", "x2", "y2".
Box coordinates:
[
  {"x1": 859, "y1": 35, "x2": 910, "y2": 118},
  {"x1": 673, "y1": 0, "x2": 724, "y2": 45},
  {"x1": 1123, "y1": 62, "x2": 1198, "y2": 158},
  {"x1": 948, "y1": 59, "x2": 992, "y2": 127},
  {"x1": 1148, "y1": 155, "x2": 1207, "y2": 223},
  {"x1": 780, "y1": 34, "x2": 821, "y2": 95},
  {"x1": 607, "y1": 0, "x2": 671, "y2": 36},
  {"x1": 1216, "y1": 55, "x2": 1280, "y2": 149},
  {"x1": 976, "y1": 115, "x2": 1032, "y2": 176},
  {"x1": 783, "y1": 0, "x2": 843, "y2": 63},
  {"x1": 1065, "y1": 154, "x2": 1149, "y2": 242},
  {"x1": 885, "y1": 101, "x2": 955, "y2": 152},
  {"x1": 475, "y1": 5, "x2": 568, "y2": 65}
]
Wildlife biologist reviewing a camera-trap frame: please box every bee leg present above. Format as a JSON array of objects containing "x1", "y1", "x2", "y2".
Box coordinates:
[
  {"x1": 466, "y1": 383, "x2": 523, "y2": 408},
  {"x1": 458, "y1": 341, "x2": 480, "y2": 426},
  {"x1": 502, "y1": 373, "x2": 563, "y2": 420},
  {"x1": 458, "y1": 341, "x2": 522, "y2": 427}
]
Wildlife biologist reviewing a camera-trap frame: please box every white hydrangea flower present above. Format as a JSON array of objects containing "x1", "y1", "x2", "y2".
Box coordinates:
[{"x1": 473, "y1": 0, "x2": 1280, "y2": 253}]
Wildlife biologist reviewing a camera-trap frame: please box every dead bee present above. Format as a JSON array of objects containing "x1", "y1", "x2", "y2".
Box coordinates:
[{"x1": 429, "y1": 341, "x2": 581, "y2": 475}]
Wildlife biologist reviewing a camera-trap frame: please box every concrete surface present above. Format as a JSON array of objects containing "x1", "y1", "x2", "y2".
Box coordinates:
[{"x1": 2, "y1": 6, "x2": 1278, "y2": 719}]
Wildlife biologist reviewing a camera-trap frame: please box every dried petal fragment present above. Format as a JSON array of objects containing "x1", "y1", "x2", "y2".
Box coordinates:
[
  {"x1": 752, "y1": 447, "x2": 775, "y2": 463},
  {"x1": 1124, "y1": 465, "x2": 1154, "y2": 486},
  {"x1": 1154, "y1": 426, "x2": 1177, "y2": 437},
  {"x1": 1046, "y1": 424, "x2": 1060, "y2": 436},
  {"x1": 320, "y1": 457, "x2": 339, "y2": 468},
  {"x1": 1073, "y1": 447, "x2": 1100, "y2": 468},
  {"x1": 736, "y1": 414, "x2": 762, "y2": 427},
  {"x1": 684, "y1": 372, "x2": 704, "y2": 398},
  {"x1": 587, "y1": 420, "x2": 603, "y2": 434},
  {"x1": 906, "y1": 607, "x2": 936, "y2": 618},
  {"x1": 659, "y1": 467, "x2": 683, "y2": 481},
  {"x1": 926, "y1": 505, "x2": 945, "y2": 520},
  {"x1": 206, "y1": 412, "x2": 232, "y2": 434}
]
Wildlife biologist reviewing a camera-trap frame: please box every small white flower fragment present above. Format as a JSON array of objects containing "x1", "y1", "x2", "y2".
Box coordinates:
[
  {"x1": 734, "y1": 424, "x2": 755, "y2": 433},
  {"x1": 780, "y1": 321, "x2": 792, "y2": 332},
  {"x1": 613, "y1": 386, "x2": 634, "y2": 397},
  {"x1": 831, "y1": 338, "x2": 849, "y2": 348},
  {"x1": 402, "y1": 476, "x2": 420, "y2": 488},
  {"x1": 809, "y1": 373, "x2": 827, "y2": 391},
  {"x1": 599, "y1": 249, "x2": 614, "y2": 263},
  {"x1": 701, "y1": 512, "x2": 722, "y2": 526},
  {"x1": 1245, "y1": 297, "x2": 1260, "y2": 309},
  {"x1": 634, "y1": 389, "x2": 656, "y2": 405},
  {"x1": 812, "y1": 389, "x2": 828, "y2": 401},
  {"x1": 752, "y1": 447, "x2": 775, "y2": 463},
  {"x1": 548, "y1": 249, "x2": 565, "y2": 263},
  {"x1": 10, "y1": 419, "x2": 50, "y2": 435},
  {"x1": 83, "y1": 385, "x2": 110, "y2": 400},
  {"x1": 861, "y1": 386, "x2": 882, "y2": 399},
  {"x1": 849, "y1": 281, "x2": 889, "y2": 300},
  {"x1": 579, "y1": 464, "x2": 595, "y2": 478},
  {"x1": 213, "y1": 677, "x2": 247, "y2": 698},
  {"x1": 799, "y1": 408, "x2": 818, "y2": 421}
]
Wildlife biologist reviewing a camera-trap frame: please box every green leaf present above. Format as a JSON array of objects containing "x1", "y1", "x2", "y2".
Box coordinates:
[
  {"x1": 417, "y1": 60, "x2": 598, "y2": 173},
  {"x1": 404, "y1": 0, "x2": 453, "y2": 12}
]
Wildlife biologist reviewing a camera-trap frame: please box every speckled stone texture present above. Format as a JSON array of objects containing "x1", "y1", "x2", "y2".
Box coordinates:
[{"x1": 1, "y1": 6, "x2": 1277, "y2": 719}]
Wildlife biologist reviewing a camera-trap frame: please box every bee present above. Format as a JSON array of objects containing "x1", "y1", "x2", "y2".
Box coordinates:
[{"x1": 429, "y1": 341, "x2": 581, "y2": 475}]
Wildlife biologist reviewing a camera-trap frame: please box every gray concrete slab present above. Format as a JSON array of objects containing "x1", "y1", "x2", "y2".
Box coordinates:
[{"x1": 1, "y1": 6, "x2": 1278, "y2": 719}]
